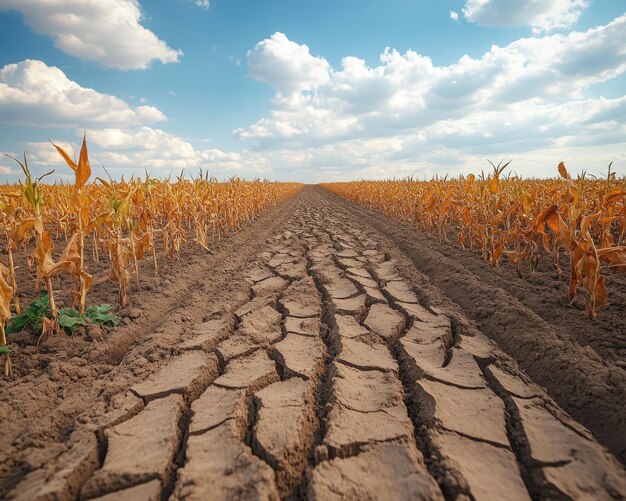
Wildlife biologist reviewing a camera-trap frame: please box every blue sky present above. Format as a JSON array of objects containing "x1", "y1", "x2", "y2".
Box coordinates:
[{"x1": 0, "y1": 0, "x2": 625, "y2": 183}]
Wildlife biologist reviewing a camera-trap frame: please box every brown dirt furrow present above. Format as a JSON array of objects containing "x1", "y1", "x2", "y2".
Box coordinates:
[
  {"x1": 320, "y1": 186, "x2": 626, "y2": 465},
  {"x1": 173, "y1": 225, "x2": 320, "y2": 500},
  {"x1": 5, "y1": 200, "x2": 306, "y2": 499},
  {"x1": 302, "y1": 201, "x2": 444, "y2": 500},
  {"x1": 307, "y1": 187, "x2": 625, "y2": 500},
  {"x1": 0, "y1": 192, "x2": 303, "y2": 498}
]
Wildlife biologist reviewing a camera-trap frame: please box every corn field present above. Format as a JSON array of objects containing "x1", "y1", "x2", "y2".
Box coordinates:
[
  {"x1": 321, "y1": 163, "x2": 626, "y2": 321},
  {"x1": 0, "y1": 138, "x2": 302, "y2": 376}
]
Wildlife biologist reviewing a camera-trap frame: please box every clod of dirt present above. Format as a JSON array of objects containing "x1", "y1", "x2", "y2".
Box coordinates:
[
  {"x1": 375, "y1": 261, "x2": 398, "y2": 281},
  {"x1": 415, "y1": 380, "x2": 509, "y2": 447},
  {"x1": 429, "y1": 429, "x2": 529, "y2": 501},
  {"x1": 81, "y1": 394, "x2": 184, "y2": 499},
  {"x1": 234, "y1": 294, "x2": 275, "y2": 319},
  {"x1": 284, "y1": 316, "x2": 321, "y2": 337},
  {"x1": 274, "y1": 334, "x2": 326, "y2": 381},
  {"x1": 189, "y1": 386, "x2": 248, "y2": 436},
  {"x1": 245, "y1": 267, "x2": 274, "y2": 284},
  {"x1": 324, "y1": 363, "x2": 414, "y2": 454},
  {"x1": 308, "y1": 441, "x2": 443, "y2": 500},
  {"x1": 82, "y1": 391, "x2": 144, "y2": 432},
  {"x1": 485, "y1": 366, "x2": 541, "y2": 399},
  {"x1": 384, "y1": 279, "x2": 420, "y2": 304},
  {"x1": 457, "y1": 333, "x2": 494, "y2": 361},
  {"x1": 8, "y1": 430, "x2": 99, "y2": 501},
  {"x1": 337, "y1": 338, "x2": 398, "y2": 374},
  {"x1": 127, "y1": 308, "x2": 142, "y2": 320},
  {"x1": 131, "y1": 351, "x2": 219, "y2": 402},
  {"x1": 214, "y1": 350, "x2": 280, "y2": 393},
  {"x1": 334, "y1": 314, "x2": 369, "y2": 339},
  {"x1": 331, "y1": 294, "x2": 367, "y2": 316},
  {"x1": 84, "y1": 324, "x2": 103, "y2": 342},
  {"x1": 512, "y1": 397, "x2": 626, "y2": 498},
  {"x1": 397, "y1": 302, "x2": 450, "y2": 326},
  {"x1": 280, "y1": 277, "x2": 321, "y2": 318},
  {"x1": 363, "y1": 303, "x2": 406, "y2": 341},
  {"x1": 414, "y1": 346, "x2": 486, "y2": 390},
  {"x1": 172, "y1": 420, "x2": 279, "y2": 500},
  {"x1": 252, "y1": 378, "x2": 317, "y2": 496},
  {"x1": 324, "y1": 278, "x2": 360, "y2": 300},
  {"x1": 346, "y1": 267, "x2": 371, "y2": 279},
  {"x1": 252, "y1": 276, "x2": 289, "y2": 297},
  {"x1": 180, "y1": 317, "x2": 233, "y2": 352},
  {"x1": 215, "y1": 334, "x2": 260, "y2": 361},
  {"x1": 404, "y1": 323, "x2": 453, "y2": 346},
  {"x1": 238, "y1": 306, "x2": 283, "y2": 344}
]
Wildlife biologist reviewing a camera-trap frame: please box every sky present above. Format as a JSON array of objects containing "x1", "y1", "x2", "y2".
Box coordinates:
[{"x1": 0, "y1": 0, "x2": 625, "y2": 183}]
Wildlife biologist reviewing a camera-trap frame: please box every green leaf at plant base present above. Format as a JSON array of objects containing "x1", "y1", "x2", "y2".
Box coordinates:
[
  {"x1": 0, "y1": 346, "x2": 10, "y2": 355},
  {"x1": 58, "y1": 308, "x2": 88, "y2": 333},
  {"x1": 85, "y1": 304, "x2": 120, "y2": 327},
  {"x1": 6, "y1": 291, "x2": 50, "y2": 334},
  {"x1": 5, "y1": 314, "x2": 29, "y2": 334},
  {"x1": 5, "y1": 295, "x2": 120, "y2": 336}
]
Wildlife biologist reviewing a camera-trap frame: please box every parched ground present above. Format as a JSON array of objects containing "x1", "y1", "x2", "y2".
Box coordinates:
[{"x1": 1, "y1": 186, "x2": 625, "y2": 500}]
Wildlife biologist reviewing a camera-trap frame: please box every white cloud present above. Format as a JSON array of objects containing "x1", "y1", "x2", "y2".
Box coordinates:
[
  {"x1": 450, "y1": 11, "x2": 460, "y2": 23},
  {"x1": 0, "y1": 165, "x2": 17, "y2": 175},
  {"x1": 239, "y1": 19, "x2": 626, "y2": 143},
  {"x1": 24, "y1": 140, "x2": 76, "y2": 167},
  {"x1": 86, "y1": 127, "x2": 246, "y2": 173},
  {"x1": 3, "y1": 15, "x2": 625, "y2": 184},
  {"x1": 247, "y1": 32, "x2": 331, "y2": 95},
  {"x1": 0, "y1": 60, "x2": 167, "y2": 127},
  {"x1": 191, "y1": 0, "x2": 209, "y2": 9},
  {"x1": 0, "y1": 0, "x2": 182, "y2": 70},
  {"x1": 462, "y1": 0, "x2": 588, "y2": 33},
  {"x1": 3, "y1": 127, "x2": 257, "y2": 181},
  {"x1": 232, "y1": 17, "x2": 626, "y2": 180}
]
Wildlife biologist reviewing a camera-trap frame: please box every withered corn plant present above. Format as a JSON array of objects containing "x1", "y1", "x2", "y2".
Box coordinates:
[
  {"x1": 322, "y1": 161, "x2": 625, "y2": 319},
  {"x1": 2, "y1": 138, "x2": 302, "y2": 325},
  {"x1": 6, "y1": 153, "x2": 68, "y2": 342},
  {"x1": 0, "y1": 262, "x2": 13, "y2": 377},
  {"x1": 52, "y1": 135, "x2": 94, "y2": 314}
]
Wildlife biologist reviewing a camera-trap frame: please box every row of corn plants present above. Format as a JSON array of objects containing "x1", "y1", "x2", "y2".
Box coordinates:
[
  {"x1": 0, "y1": 137, "x2": 302, "y2": 377},
  {"x1": 321, "y1": 162, "x2": 625, "y2": 320}
]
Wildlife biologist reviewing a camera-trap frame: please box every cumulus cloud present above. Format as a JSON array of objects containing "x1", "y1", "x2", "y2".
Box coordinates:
[
  {"x1": 4, "y1": 14, "x2": 625, "y2": 183},
  {"x1": 0, "y1": 0, "x2": 182, "y2": 69},
  {"x1": 0, "y1": 60, "x2": 167, "y2": 127},
  {"x1": 191, "y1": 0, "x2": 210, "y2": 8},
  {"x1": 86, "y1": 127, "x2": 245, "y2": 173},
  {"x1": 0, "y1": 165, "x2": 17, "y2": 175},
  {"x1": 3, "y1": 127, "x2": 258, "y2": 182},
  {"x1": 238, "y1": 19, "x2": 626, "y2": 144},
  {"x1": 247, "y1": 32, "x2": 331, "y2": 95},
  {"x1": 232, "y1": 17, "x2": 626, "y2": 179},
  {"x1": 462, "y1": 0, "x2": 588, "y2": 33},
  {"x1": 450, "y1": 11, "x2": 460, "y2": 23},
  {"x1": 23, "y1": 140, "x2": 76, "y2": 166}
]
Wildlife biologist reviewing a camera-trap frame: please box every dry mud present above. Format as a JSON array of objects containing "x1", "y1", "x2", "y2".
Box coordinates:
[{"x1": 1, "y1": 186, "x2": 625, "y2": 500}]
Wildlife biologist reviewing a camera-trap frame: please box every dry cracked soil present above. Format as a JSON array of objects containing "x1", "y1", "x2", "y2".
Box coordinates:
[{"x1": 1, "y1": 186, "x2": 625, "y2": 500}]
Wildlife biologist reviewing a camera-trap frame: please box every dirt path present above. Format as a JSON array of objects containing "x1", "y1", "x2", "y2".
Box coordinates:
[{"x1": 3, "y1": 186, "x2": 626, "y2": 500}]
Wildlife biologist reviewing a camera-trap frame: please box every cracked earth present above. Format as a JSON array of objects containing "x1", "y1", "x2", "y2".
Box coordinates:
[{"x1": 3, "y1": 186, "x2": 626, "y2": 500}]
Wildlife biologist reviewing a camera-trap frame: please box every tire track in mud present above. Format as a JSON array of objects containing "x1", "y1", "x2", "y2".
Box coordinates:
[{"x1": 5, "y1": 187, "x2": 626, "y2": 500}]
